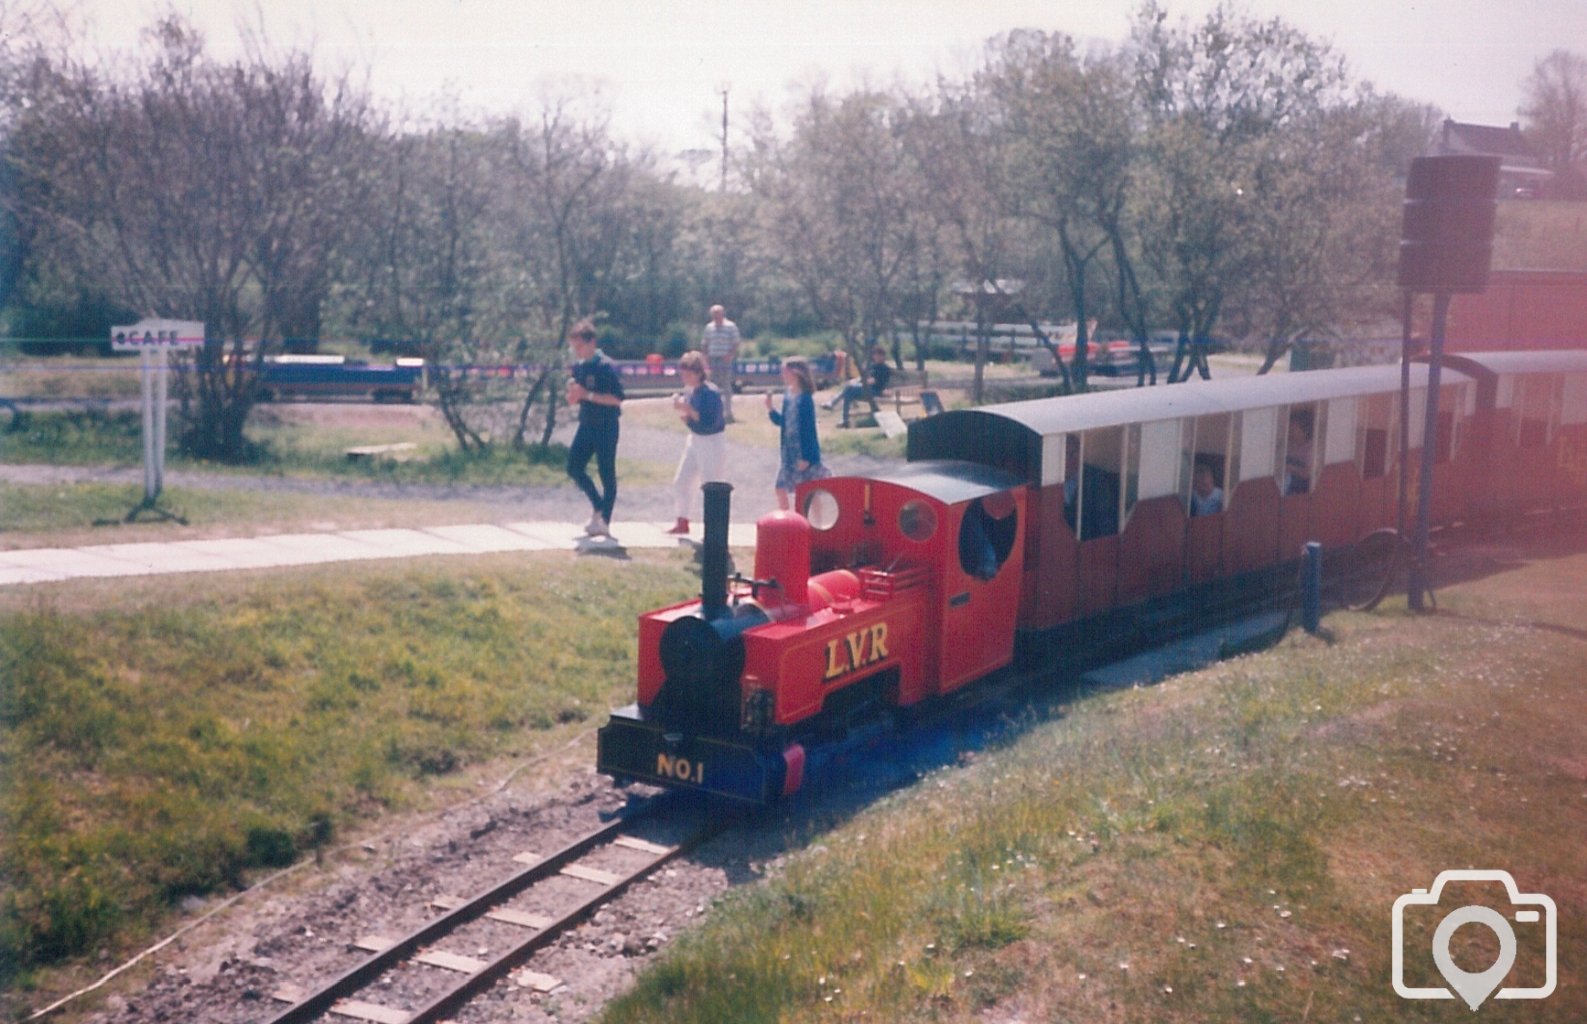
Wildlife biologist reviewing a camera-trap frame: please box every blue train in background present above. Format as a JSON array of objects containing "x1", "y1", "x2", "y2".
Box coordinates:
[{"x1": 256, "y1": 355, "x2": 425, "y2": 403}]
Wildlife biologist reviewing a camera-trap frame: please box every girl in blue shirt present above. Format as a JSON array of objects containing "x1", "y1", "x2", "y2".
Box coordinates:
[{"x1": 765, "y1": 356, "x2": 829, "y2": 510}]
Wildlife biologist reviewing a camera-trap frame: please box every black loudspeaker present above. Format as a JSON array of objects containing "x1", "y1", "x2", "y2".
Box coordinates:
[{"x1": 1397, "y1": 155, "x2": 1500, "y2": 292}]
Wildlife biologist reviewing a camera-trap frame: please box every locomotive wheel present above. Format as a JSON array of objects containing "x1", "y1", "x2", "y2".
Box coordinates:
[{"x1": 1337, "y1": 527, "x2": 1403, "y2": 612}]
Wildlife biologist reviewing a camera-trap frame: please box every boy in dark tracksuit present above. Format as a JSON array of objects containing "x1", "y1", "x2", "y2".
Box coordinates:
[{"x1": 565, "y1": 320, "x2": 624, "y2": 536}]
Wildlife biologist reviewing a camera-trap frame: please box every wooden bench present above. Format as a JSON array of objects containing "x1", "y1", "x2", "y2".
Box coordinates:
[
  {"x1": 886, "y1": 370, "x2": 936, "y2": 418},
  {"x1": 345, "y1": 442, "x2": 418, "y2": 462}
]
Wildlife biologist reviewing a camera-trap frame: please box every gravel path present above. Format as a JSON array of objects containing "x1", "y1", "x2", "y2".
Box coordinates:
[{"x1": 1, "y1": 407, "x2": 897, "y2": 530}]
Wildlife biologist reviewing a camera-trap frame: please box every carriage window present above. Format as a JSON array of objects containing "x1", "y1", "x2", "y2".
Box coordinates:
[
  {"x1": 1141, "y1": 420, "x2": 1185, "y2": 499},
  {"x1": 1184, "y1": 413, "x2": 1230, "y2": 516},
  {"x1": 1238, "y1": 407, "x2": 1278, "y2": 485},
  {"x1": 1281, "y1": 405, "x2": 1318, "y2": 495},
  {"x1": 1358, "y1": 393, "x2": 1395, "y2": 480},
  {"x1": 1063, "y1": 428, "x2": 1122, "y2": 540},
  {"x1": 958, "y1": 494, "x2": 1017, "y2": 580},
  {"x1": 1563, "y1": 375, "x2": 1587, "y2": 427},
  {"x1": 1514, "y1": 375, "x2": 1552, "y2": 448},
  {"x1": 1406, "y1": 388, "x2": 1427, "y2": 449},
  {"x1": 1437, "y1": 384, "x2": 1468, "y2": 464},
  {"x1": 1124, "y1": 419, "x2": 1184, "y2": 521}
]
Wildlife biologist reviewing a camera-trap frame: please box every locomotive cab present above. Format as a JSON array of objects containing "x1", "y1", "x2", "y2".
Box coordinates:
[
  {"x1": 790, "y1": 462, "x2": 1027, "y2": 702},
  {"x1": 597, "y1": 464, "x2": 1027, "y2": 803}
]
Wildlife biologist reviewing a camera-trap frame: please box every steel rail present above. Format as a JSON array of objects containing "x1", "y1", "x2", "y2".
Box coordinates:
[
  {"x1": 262, "y1": 802, "x2": 697, "y2": 1024},
  {"x1": 402, "y1": 813, "x2": 726, "y2": 1024}
]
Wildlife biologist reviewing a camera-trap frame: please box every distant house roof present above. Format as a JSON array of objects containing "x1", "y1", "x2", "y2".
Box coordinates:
[{"x1": 1435, "y1": 120, "x2": 1551, "y2": 183}]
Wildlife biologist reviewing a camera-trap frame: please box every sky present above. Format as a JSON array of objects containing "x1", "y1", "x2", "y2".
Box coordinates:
[{"x1": 35, "y1": 0, "x2": 1587, "y2": 159}]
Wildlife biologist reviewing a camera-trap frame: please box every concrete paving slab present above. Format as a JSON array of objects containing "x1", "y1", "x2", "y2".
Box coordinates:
[
  {"x1": 337, "y1": 528, "x2": 475, "y2": 557},
  {"x1": 501, "y1": 521, "x2": 586, "y2": 548},
  {"x1": 604, "y1": 522, "x2": 683, "y2": 549},
  {"x1": 1079, "y1": 611, "x2": 1290, "y2": 691},
  {"x1": 90, "y1": 542, "x2": 235, "y2": 574},
  {"x1": 0, "y1": 547, "x2": 150, "y2": 579},
  {"x1": 173, "y1": 537, "x2": 321, "y2": 569},
  {"x1": 0, "y1": 564, "x2": 73, "y2": 584},
  {"x1": 421, "y1": 524, "x2": 552, "y2": 552},
  {"x1": 39, "y1": 555, "x2": 155, "y2": 579},
  {"x1": 252, "y1": 532, "x2": 397, "y2": 565}
]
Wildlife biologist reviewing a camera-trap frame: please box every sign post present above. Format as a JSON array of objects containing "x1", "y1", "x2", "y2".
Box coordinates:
[{"x1": 109, "y1": 319, "x2": 204, "y2": 523}]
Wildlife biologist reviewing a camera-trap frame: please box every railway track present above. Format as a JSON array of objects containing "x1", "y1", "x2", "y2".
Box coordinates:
[{"x1": 262, "y1": 795, "x2": 724, "y2": 1024}]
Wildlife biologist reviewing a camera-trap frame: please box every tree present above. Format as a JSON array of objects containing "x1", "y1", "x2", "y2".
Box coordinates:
[
  {"x1": 903, "y1": 80, "x2": 1050, "y2": 401},
  {"x1": 501, "y1": 99, "x2": 653, "y2": 446},
  {"x1": 1224, "y1": 90, "x2": 1436, "y2": 370},
  {"x1": 746, "y1": 86, "x2": 932, "y2": 377},
  {"x1": 3, "y1": 17, "x2": 376, "y2": 460},
  {"x1": 1520, "y1": 50, "x2": 1587, "y2": 199},
  {"x1": 1127, "y1": 0, "x2": 1357, "y2": 380},
  {"x1": 979, "y1": 30, "x2": 1137, "y2": 391},
  {"x1": 337, "y1": 115, "x2": 534, "y2": 452}
]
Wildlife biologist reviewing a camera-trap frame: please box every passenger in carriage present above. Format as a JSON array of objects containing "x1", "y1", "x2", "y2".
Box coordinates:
[
  {"x1": 1190, "y1": 461, "x2": 1224, "y2": 516},
  {"x1": 1284, "y1": 409, "x2": 1314, "y2": 495}
]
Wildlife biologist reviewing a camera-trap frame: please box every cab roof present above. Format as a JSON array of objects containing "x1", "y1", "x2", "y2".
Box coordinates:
[{"x1": 825, "y1": 460, "x2": 1023, "y2": 506}]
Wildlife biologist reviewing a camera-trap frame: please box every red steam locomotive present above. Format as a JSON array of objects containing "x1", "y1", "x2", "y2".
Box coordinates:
[{"x1": 597, "y1": 350, "x2": 1587, "y2": 803}]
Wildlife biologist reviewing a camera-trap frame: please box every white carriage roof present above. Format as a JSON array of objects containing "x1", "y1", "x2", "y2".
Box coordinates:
[
  {"x1": 1439, "y1": 350, "x2": 1587, "y2": 377},
  {"x1": 943, "y1": 363, "x2": 1463, "y2": 441},
  {"x1": 906, "y1": 363, "x2": 1477, "y2": 481}
]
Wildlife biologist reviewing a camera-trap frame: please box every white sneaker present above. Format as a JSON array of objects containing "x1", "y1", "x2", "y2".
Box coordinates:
[{"x1": 584, "y1": 514, "x2": 609, "y2": 537}]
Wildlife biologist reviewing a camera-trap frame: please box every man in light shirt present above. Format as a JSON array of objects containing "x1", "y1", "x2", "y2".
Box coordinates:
[{"x1": 701, "y1": 304, "x2": 741, "y2": 423}]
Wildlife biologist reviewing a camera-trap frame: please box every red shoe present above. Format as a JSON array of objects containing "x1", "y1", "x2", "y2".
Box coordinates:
[{"x1": 666, "y1": 517, "x2": 690, "y2": 535}]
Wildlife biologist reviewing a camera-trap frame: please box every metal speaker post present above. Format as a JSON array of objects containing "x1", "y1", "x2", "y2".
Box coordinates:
[{"x1": 1396, "y1": 155, "x2": 1499, "y2": 611}]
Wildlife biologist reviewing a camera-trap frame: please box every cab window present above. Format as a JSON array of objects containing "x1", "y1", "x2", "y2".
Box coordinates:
[{"x1": 958, "y1": 494, "x2": 1017, "y2": 580}]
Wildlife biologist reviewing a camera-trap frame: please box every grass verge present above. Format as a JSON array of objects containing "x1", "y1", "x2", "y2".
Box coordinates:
[
  {"x1": 0, "y1": 551, "x2": 698, "y2": 993},
  {"x1": 603, "y1": 547, "x2": 1587, "y2": 1023},
  {"x1": 2, "y1": 407, "x2": 584, "y2": 485}
]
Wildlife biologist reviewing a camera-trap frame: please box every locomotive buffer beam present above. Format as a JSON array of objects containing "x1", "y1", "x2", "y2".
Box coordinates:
[{"x1": 599, "y1": 706, "x2": 798, "y2": 805}]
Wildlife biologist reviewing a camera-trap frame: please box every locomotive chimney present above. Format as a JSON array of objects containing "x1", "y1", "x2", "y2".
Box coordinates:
[{"x1": 701, "y1": 481, "x2": 732, "y2": 618}]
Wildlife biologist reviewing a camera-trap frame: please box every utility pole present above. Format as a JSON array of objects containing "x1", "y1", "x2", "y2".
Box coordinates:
[{"x1": 719, "y1": 85, "x2": 729, "y2": 192}]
